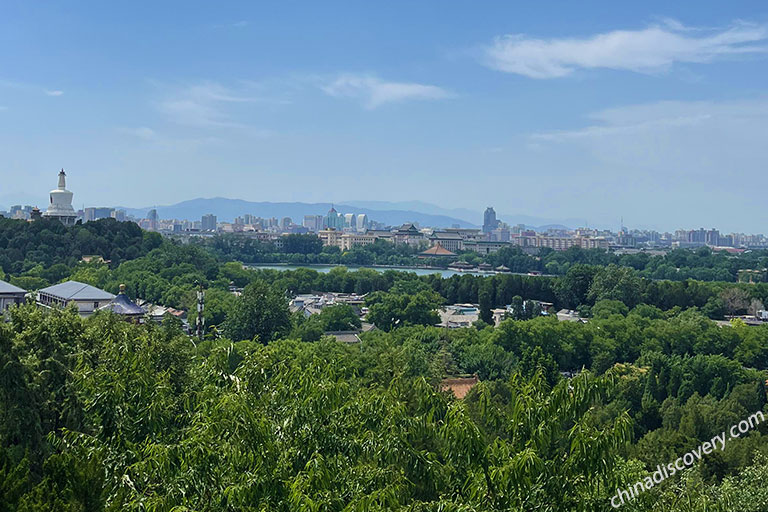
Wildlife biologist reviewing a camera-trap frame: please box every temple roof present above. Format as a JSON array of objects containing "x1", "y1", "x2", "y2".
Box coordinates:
[
  {"x1": 420, "y1": 243, "x2": 456, "y2": 256},
  {"x1": 101, "y1": 291, "x2": 145, "y2": 316}
]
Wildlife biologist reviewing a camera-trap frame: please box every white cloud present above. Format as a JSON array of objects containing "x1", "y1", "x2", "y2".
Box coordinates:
[
  {"x1": 484, "y1": 21, "x2": 768, "y2": 78},
  {"x1": 213, "y1": 20, "x2": 249, "y2": 29},
  {"x1": 532, "y1": 111, "x2": 713, "y2": 141},
  {"x1": 515, "y1": 96, "x2": 768, "y2": 232},
  {"x1": 322, "y1": 74, "x2": 453, "y2": 109},
  {"x1": 123, "y1": 126, "x2": 157, "y2": 140},
  {"x1": 158, "y1": 82, "x2": 273, "y2": 132},
  {"x1": 530, "y1": 97, "x2": 768, "y2": 184},
  {"x1": 1, "y1": 79, "x2": 64, "y2": 96}
]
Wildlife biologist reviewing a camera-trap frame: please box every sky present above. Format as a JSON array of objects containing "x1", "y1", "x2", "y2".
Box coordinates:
[{"x1": 1, "y1": 0, "x2": 767, "y2": 232}]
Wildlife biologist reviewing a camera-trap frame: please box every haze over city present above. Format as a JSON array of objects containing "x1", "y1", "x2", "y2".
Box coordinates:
[{"x1": 2, "y1": 1, "x2": 768, "y2": 232}]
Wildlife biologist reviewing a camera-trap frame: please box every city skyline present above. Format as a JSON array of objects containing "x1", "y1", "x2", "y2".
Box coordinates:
[
  {"x1": 2, "y1": 1, "x2": 768, "y2": 232},
  {"x1": 2, "y1": 169, "x2": 767, "y2": 237},
  {"x1": 3, "y1": 170, "x2": 767, "y2": 247}
]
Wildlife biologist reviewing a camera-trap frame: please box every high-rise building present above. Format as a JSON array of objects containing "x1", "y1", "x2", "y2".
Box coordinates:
[
  {"x1": 356, "y1": 214, "x2": 368, "y2": 232},
  {"x1": 687, "y1": 228, "x2": 706, "y2": 244},
  {"x1": 303, "y1": 215, "x2": 324, "y2": 231},
  {"x1": 201, "y1": 214, "x2": 217, "y2": 231},
  {"x1": 147, "y1": 209, "x2": 159, "y2": 231},
  {"x1": 482, "y1": 207, "x2": 499, "y2": 234},
  {"x1": 84, "y1": 207, "x2": 114, "y2": 222},
  {"x1": 324, "y1": 206, "x2": 344, "y2": 230},
  {"x1": 705, "y1": 229, "x2": 720, "y2": 246},
  {"x1": 111, "y1": 209, "x2": 126, "y2": 222},
  {"x1": 42, "y1": 169, "x2": 77, "y2": 225}
]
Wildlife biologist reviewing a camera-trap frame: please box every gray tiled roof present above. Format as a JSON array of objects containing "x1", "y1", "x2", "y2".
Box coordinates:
[
  {"x1": 430, "y1": 232, "x2": 463, "y2": 240},
  {"x1": 39, "y1": 281, "x2": 115, "y2": 301},
  {"x1": 100, "y1": 293, "x2": 145, "y2": 315},
  {"x1": 0, "y1": 279, "x2": 26, "y2": 294}
]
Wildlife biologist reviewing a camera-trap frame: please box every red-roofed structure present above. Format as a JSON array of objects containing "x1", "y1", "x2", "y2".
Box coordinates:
[
  {"x1": 419, "y1": 243, "x2": 456, "y2": 258},
  {"x1": 441, "y1": 376, "x2": 479, "y2": 399}
]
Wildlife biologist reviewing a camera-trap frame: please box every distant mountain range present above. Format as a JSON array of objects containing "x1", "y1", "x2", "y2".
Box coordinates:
[
  {"x1": 4, "y1": 195, "x2": 591, "y2": 230},
  {"x1": 118, "y1": 198, "x2": 479, "y2": 229}
]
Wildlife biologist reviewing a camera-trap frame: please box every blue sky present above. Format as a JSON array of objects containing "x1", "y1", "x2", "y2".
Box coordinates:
[{"x1": 1, "y1": 1, "x2": 767, "y2": 232}]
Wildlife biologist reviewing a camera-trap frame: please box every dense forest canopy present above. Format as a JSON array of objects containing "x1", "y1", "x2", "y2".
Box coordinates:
[
  {"x1": 2, "y1": 219, "x2": 768, "y2": 510},
  {"x1": 2, "y1": 304, "x2": 768, "y2": 510}
]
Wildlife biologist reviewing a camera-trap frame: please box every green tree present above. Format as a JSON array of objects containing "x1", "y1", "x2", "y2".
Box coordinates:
[
  {"x1": 587, "y1": 264, "x2": 642, "y2": 307},
  {"x1": 478, "y1": 280, "x2": 494, "y2": 325},
  {"x1": 366, "y1": 289, "x2": 442, "y2": 331},
  {"x1": 223, "y1": 280, "x2": 291, "y2": 342},
  {"x1": 282, "y1": 234, "x2": 323, "y2": 255},
  {"x1": 316, "y1": 304, "x2": 362, "y2": 331},
  {"x1": 554, "y1": 264, "x2": 599, "y2": 308}
]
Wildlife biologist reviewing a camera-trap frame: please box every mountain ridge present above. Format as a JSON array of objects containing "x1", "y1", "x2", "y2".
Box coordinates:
[{"x1": 117, "y1": 197, "x2": 479, "y2": 229}]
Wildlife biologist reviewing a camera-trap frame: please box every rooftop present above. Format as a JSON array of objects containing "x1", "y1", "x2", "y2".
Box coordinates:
[
  {"x1": 100, "y1": 289, "x2": 145, "y2": 316},
  {"x1": 0, "y1": 279, "x2": 26, "y2": 294},
  {"x1": 441, "y1": 376, "x2": 479, "y2": 399},
  {"x1": 420, "y1": 243, "x2": 456, "y2": 257},
  {"x1": 430, "y1": 231, "x2": 464, "y2": 240},
  {"x1": 39, "y1": 281, "x2": 115, "y2": 301}
]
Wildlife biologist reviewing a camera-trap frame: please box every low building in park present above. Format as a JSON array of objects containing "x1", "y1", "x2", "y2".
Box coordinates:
[
  {"x1": 0, "y1": 280, "x2": 27, "y2": 311},
  {"x1": 37, "y1": 281, "x2": 115, "y2": 315}
]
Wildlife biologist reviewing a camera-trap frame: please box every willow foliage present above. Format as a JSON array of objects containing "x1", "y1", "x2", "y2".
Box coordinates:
[{"x1": 0, "y1": 304, "x2": 764, "y2": 511}]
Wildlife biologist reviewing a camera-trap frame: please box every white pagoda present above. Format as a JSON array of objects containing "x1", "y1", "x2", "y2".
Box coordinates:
[{"x1": 42, "y1": 169, "x2": 77, "y2": 225}]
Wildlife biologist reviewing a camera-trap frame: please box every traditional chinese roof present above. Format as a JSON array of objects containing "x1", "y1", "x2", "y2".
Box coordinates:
[
  {"x1": 441, "y1": 376, "x2": 479, "y2": 399},
  {"x1": 448, "y1": 261, "x2": 474, "y2": 269},
  {"x1": 420, "y1": 243, "x2": 456, "y2": 257},
  {"x1": 430, "y1": 231, "x2": 463, "y2": 240},
  {"x1": 396, "y1": 223, "x2": 421, "y2": 234},
  {"x1": 100, "y1": 285, "x2": 145, "y2": 316}
]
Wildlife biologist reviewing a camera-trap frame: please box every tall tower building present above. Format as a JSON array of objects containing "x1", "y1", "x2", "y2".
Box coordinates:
[
  {"x1": 201, "y1": 214, "x2": 217, "y2": 231},
  {"x1": 324, "y1": 205, "x2": 343, "y2": 230},
  {"x1": 147, "y1": 209, "x2": 159, "y2": 231},
  {"x1": 356, "y1": 213, "x2": 368, "y2": 232},
  {"x1": 482, "y1": 207, "x2": 499, "y2": 234},
  {"x1": 43, "y1": 169, "x2": 77, "y2": 225}
]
